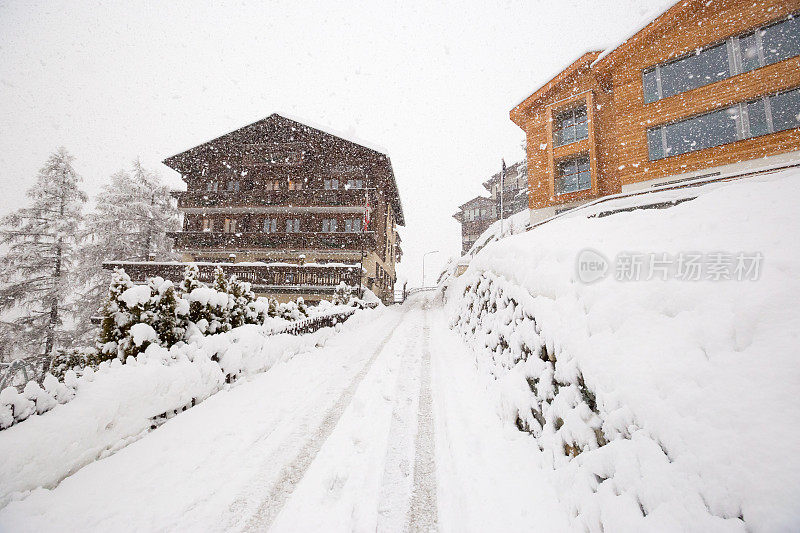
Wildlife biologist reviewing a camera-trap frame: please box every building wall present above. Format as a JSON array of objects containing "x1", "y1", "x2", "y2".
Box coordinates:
[
  {"x1": 523, "y1": 68, "x2": 620, "y2": 210},
  {"x1": 514, "y1": 0, "x2": 800, "y2": 215},
  {"x1": 170, "y1": 118, "x2": 403, "y2": 305},
  {"x1": 612, "y1": 0, "x2": 800, "y2": 187}
]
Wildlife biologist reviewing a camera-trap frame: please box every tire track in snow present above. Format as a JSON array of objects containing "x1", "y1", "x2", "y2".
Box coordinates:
[
  {"x1": 243, "y1": 304, "x2": 411, "y2": 531},
  {"x1": 407, "y1": 308, "x2": 439, "y2": 532},
  {"x1": 375, "y1": 309, "x2": 424, "y2": 532}
]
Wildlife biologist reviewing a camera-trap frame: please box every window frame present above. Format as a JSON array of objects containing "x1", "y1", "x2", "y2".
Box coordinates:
[
  {"x1": 646, "y1": 86, "x2": 800, "y2": 160},
  {"x1": 554, "y1": 154, "x2": 592, "y2": 196},
  {"x1": 642, "y1": 11, "x2": 800, "y2": 103},
  {"x1": 553, "y1": 104, "x2": 589, "y2": 147}
]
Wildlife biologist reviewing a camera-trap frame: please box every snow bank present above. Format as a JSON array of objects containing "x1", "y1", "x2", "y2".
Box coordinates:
[
  {"x1": 446, "y1": 169, "x2": 800, "y2": 531},
  {"x1": 0, "y1": 307, "x2": 379, "y2": 508}
]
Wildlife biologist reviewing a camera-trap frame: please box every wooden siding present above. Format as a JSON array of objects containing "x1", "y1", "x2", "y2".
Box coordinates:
[{"x1": 514, "y1": 0, "x2": 800, "y2": 206}]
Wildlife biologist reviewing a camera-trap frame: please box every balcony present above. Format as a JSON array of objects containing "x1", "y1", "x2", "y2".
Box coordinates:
[
  {"x1": 172, "y1": 188, "x2": 371, "y2": 209},
  {"x1": 102, "y1": 261, "x2": 363, "y2": 294},
  {"x1": 169, "y1": 231, "x2": 377, "y2": 252}
]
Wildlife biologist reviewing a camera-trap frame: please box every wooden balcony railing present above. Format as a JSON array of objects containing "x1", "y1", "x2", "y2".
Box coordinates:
[
  {"x1": 102, "y1": 261, "x2": 363, "y2": 293},
  {"x1": 173, "y1": 188, "x2": 371, "y2": 209},
  {"x1": 168, "y1": 231, "x2": 377, "y2": 251}
]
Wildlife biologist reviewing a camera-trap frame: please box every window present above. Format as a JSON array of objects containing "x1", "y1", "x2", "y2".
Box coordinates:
[
  {"x1": 226, "y1": 180, "x2": 240, "y2": 192},
  {"x1": 770, "y1": 87, "x2": 800, "y2": 133},
  {"x1": 647, "y1": 87, "x2": 800, "y2": 160},
  {"x1": 344, "y1": 218, "x2": 363, "y2": 232},
  {"x1": 346, "y1": 179, "x2": 364, "y2": 189},
  {"x1": 263, "y1": 218, "x2": 277, "y2": 233},
  {"x1": 324, "y1": 178, "x2": 339, "y2": 190},
  {"x1": 265, "y1": 180, "x2": 281, "y2": 191},
  {"x1": 288, "y1": 179, "x2": 303, "y2": 190},
  {"x1": 322, "y1": 218, "x2": 338, "y2": 232},
  {"x1": 223, "y1": 218, "x2": 237, "y2": 233},
  {"x1": 201, "y1": 218, "x2": 214, "y2": 231},
  {"x1": 643, "y1": 13, "x2": 800, "y2": 103},
  {"x1": 285, "y1": 218, "x2": 300, "y2": 233},
  {"x1": 759, "y1": 15, "x2": 800, "y2": 68},
  {"x1": 205, "y1": 181, "x2": 219, "y2": 192},
  {"x1": 555, "y1": 155, "x2": 591, "y2": 195},
  {"x1": 553, "y1": 105, "x2": 589, "y2": 147}
]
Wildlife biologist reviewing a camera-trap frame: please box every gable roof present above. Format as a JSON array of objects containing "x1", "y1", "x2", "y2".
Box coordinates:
[
  {"x1": 163, "y1": 113, "x2": 404, "y2": 225},
  {"x1": 591, "y1": 0, "x2": 689, "y2": 70},
  {"x1": 510, "y1": 51, "x2": 602, "y2": 127},
  {"x1": 509, "y1": 0, "x2": 696, "y2": 128}
]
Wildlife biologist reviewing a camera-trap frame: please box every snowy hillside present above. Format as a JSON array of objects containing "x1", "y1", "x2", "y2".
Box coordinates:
[{"x1": 445, "y1": 168, "x2": 800, "y2": 531}]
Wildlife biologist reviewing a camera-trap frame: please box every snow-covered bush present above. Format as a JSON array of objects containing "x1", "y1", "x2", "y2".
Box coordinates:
[
  {"x1": 97, "y1": 271, "x2": 189, "y2": 360},
  {"x1": 275, "y1": 299, "x2": 309, "y2": 321},
  {"x1": 450, "y1": 271, "x2": 605, "y2": 457},
  {"x1": 0, "y1": 306, "x2": 378, "y2": 506},
  {"x1": 446, "y1": 172, "x2": 800, "y2": 531}
]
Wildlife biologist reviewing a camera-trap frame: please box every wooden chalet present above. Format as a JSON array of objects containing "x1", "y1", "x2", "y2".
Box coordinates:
[
  {"x1": 511, "y1": 0, "x2": 800, "y2": 224},
  {"x1": 105, "y1": 114, "x2": 404, "y2": 305}
]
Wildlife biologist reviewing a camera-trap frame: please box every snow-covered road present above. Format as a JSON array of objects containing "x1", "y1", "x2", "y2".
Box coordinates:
[{"x1": 0, "y1": 294, "x2": 569, "y2": 532}]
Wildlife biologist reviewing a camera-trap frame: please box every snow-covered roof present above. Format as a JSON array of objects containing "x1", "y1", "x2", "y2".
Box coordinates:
[{"x1": 591, "y1": 0, "x2": 682, "y2": 68}]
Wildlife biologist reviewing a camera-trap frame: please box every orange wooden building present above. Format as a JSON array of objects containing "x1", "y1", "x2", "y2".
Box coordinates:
[{"x1": 511, "y1": 0, "x2": 800, "y2": 223}]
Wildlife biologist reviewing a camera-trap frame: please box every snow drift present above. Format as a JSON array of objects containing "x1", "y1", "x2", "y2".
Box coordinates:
[
  {"x1": 0, "y1": 307, "x2": 378, "y2": 508},
  {"x1": 445, "y1": 168, "x2": 800, "y2": 531}
]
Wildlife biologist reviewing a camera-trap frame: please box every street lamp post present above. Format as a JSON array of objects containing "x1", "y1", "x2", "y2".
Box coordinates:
[{"x1": 422, "y1": 250, "x2": 440, "y2": 288}]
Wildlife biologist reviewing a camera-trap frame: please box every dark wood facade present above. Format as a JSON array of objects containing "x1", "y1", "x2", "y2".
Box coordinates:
[
  {"x1": 102, "y1": 262, "x2": 362, "y2": 299},
  {"x1": 124, "y1": 114, "x2": 403, "y2": 304}
]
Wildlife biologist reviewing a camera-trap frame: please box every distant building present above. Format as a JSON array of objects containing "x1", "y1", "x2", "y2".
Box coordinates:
[
  {"x1": 105, "y1": 114, "x2": 404, "y2": 305},
  {"x1": 452, "y1": 160, "x2": 528, "y2": 255},
  {"x1": 510, "y1": 0, "x2": 800, "y2": 225},
  {"x1": 452, "y1": 196, "x2": 496, "y2": 255},
  {"x1": 483, "y1": 160, "x2": 528, "y2": 219}
]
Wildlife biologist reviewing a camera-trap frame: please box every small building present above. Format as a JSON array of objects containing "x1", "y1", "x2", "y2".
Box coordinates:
[
  {"x1": 510, "y1": 0, "x2": 800, "y2": 225},
  {"x1": 482, "y1": 160, "x2": 529, "y2": 220},
  {"x1": 452, "y1": 196, "x2": 497, "y2": 255},
  {"x1": 106, "y1": 114, "x2": 404, "y2": 305},
  {"x1": 452, "y1": 160, "x2": 528, "y2": 255}
]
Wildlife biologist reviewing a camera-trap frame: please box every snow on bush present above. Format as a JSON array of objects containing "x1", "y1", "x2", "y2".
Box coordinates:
[
  {"x1": 0, "y1": 265, "x2": 344, "y2": 432},
  {"x1": 446, "y1": 170, "x2": 800, "y2": 531},
  {"x1": 0, "y1": 305, "x2": 379, "y2": 508}
]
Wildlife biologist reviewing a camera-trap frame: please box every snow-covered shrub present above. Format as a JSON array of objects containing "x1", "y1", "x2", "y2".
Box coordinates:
[
  {"x1": 97, "y1": 271, "x2": 190, "y2": 360},
  {"x1": 0, "y1": 306, "x2": 377, "y2": 506},
  {"x1": 450, "y1": 270, "x2": 605, "y2": 457},
  {"x1": 332, "y1": 282, "x2": 354, "y2": 306},
  {"x1": 275, "y1": 299, "x2": 307, "y2": 321},
  {"x1": 228, "y1": 275, "x2": 268, "y2": 328},
  {"x1": 149, "y1": 278, "x2": 188, "y2": 347},
  {"x1": 49, "y1": 347, "x2": 96, "y2": 380}
]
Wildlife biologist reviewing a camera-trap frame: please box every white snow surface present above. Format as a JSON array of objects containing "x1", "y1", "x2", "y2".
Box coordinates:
[
  {"x1": 117, "y1": 284, "x2": 152, "y2": 308},
  {"x1": 0, "y1": 315, "x2": 363, "y2": 508},
  {"x1": 1, "y1": 169, "x2": 798, "y2": 532},
  {"x1": 129, "y1": 323, "x2": 158, "y2": 347},
  {"x1": 446, "y1": 168, "x2": 800, "y2": 531}
]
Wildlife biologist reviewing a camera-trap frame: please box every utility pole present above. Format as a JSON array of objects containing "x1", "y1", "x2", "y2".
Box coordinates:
[{"x1": 500, "y1": 159, "x2": 506, "y2": 236}]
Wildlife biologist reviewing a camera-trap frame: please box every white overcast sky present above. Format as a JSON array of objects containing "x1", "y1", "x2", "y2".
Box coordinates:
[{"x1": 0, "y1": 0, "x2": 665, "y2": 285}]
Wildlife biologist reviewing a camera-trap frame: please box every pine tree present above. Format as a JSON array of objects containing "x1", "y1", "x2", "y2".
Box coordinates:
[
  {"x1": 149, "y1": 278, "x2": 187, "y2": 347},
  {"x1": 96, "y1": 268, "x2": 135, "y2": 361},
  {"x1": 228, "y1": 275, "x2": 247, "y2": 329},
  {"x1": 73, "y1": 159, "x2": 180, "y2": 344},
  {"x1": 179, "y1": 264, "x2": 203, "y2": 294},
  {"x1": 212, "y1": 266, "x2": 229, "y2": 293},
  {"x1": 0, "y1": 148, "x2": 87, "y2": 374}
]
